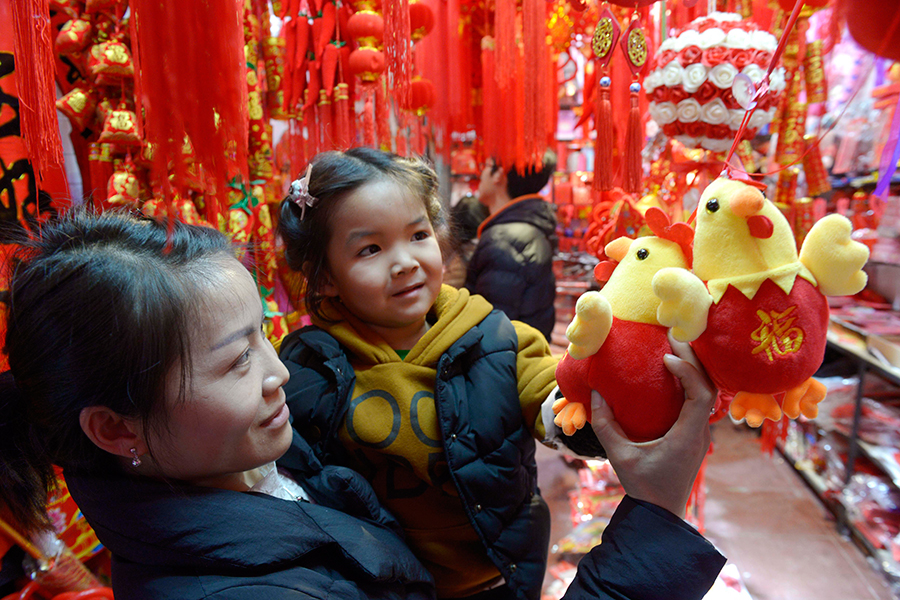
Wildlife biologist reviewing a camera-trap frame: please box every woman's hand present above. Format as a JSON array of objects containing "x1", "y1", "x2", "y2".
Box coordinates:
[{"x1": 589, "y1": 333, "x2": 716, "y2": 517}]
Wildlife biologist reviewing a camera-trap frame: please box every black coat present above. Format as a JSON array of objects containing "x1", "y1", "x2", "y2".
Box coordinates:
[
  {"x1": 465, "y1": 195, "x2": 557, "y2": 341},
  {"x1": 64, "y1": 431, "x2": 435, "y2": 600}
]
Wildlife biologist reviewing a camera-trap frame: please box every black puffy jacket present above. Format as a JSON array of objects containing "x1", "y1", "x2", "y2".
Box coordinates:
[
  {"x1": 465, "y1": 195, "x2": 557, "y2": 341},
  {"x1": 279, "y1": 315, "x2": 552, "y2": 600}
]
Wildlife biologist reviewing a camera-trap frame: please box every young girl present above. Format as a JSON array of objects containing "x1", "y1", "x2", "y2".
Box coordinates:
[
  {"x1": 0, "y1": 209, "x2": 723, "y2": 600},
  {"x1": 277, "y1": 147, "x2": 723, "y2": 600}
]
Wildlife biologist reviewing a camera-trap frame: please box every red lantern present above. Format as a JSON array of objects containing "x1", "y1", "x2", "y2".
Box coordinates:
[
  {"x1": 402, "y1": 77, "x2": 435, "y2": 115},
  {"x1": 348, "y1": 47, "x2": 386, "y2": 82},
  {"x1": 347, "y1": 10, "x2": 385, "y2": 48},
  {"x1": 409, "y1": 1, "x2": 434, "y2": 43},
  {"x1": 843, "y1": 0, "x2": 900, "y2": 61}
]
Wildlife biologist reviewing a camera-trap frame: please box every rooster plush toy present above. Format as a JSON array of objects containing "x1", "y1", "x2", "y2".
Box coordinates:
[
  {"x1": 653, "y1": 174, "x2": 870, "y2": 427},
  {"x1": 553, "y1": 208, "x2": 710, "y2": 441}
]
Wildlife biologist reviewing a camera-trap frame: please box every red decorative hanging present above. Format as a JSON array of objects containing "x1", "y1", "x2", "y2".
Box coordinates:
[
  {"x1": 130, "y1": 0, "x2": 248, "y2": 215},
  {"x1": 11, "y1": 0, "x2": 66, "y2": 184}
]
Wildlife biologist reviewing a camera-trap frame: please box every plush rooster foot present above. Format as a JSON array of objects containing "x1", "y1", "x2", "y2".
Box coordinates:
[
  {"x1": 782, "y1": 378, "x2": 827, "y2": 420},
  {"x1": 730, "y1": 392, "x2": 782, "y2": 428},
  {"x1": 553, "y1": 397, "x2": 588, "y2": 436}
]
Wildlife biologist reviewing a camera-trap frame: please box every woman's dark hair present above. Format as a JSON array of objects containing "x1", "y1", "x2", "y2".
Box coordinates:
[
  {"x1": 0, "y1": 209, "x2": 233, "y2": 532},
  {"x1": 278, "y1": 147, "x2": 445, "y2": 322}
]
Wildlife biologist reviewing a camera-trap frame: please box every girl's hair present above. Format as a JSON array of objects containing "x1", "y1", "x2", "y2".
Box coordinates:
[
  {"x1": 278, "y1": 147, "x2": 445, "y2": 322},
  {"x1": 0, "y1": 209, "x2": 233, "y2": 532}
]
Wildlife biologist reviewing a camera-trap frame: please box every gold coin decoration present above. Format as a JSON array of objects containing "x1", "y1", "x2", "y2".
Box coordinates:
[
  {"x1": 627, "y1": 28, "x2": 647, "y2": 67},
  {"x1": 592, "y1": 18, "x2": 614, "y2": 59}
]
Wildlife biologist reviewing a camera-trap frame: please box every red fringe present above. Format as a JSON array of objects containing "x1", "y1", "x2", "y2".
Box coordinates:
[
  {"x1": 494, "y1": 0, "x2": 515, "y2": 91},
  {"x1": 375, "y1": 80, "x2": 391, "y2": 151},
  {"x1": 362, "y1": 83, "x2": 376, "y2": 147},
  {"x1": 131, "y1": 0, "x2": 248, "y2": 215},
  {"x1": 623, "y1": 85, "x2": 642, "y2": 194},
  {"x1": 594, "y1": 78, "x2": 613, "y2": 191},
  {"x1": 319, "y1": 93, "x2": 334, "y2": 150},
  {"x1": 11, "y1": 0, "x2": 65, "y2": 184},
  {"x1": 760, "y1": 415, "x2": 790, "y2": 456},
  {"x1": 522, "y1": 0, "x2": 546, "y2": 168},
  {"x1": 384, "y1": 0, "x2": 412, "y2": 107},
  {"x1": 687, "y1": 456, "x2": 708, "y2": 533}
]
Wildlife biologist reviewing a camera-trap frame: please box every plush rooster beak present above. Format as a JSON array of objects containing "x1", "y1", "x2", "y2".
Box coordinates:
[{"x1": 730, "y1": 186, "x2": 773, "y2": 239}]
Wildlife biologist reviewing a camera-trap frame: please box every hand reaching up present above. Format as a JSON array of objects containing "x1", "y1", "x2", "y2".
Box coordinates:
[{"x1": 589, "y1": 333, "x2": 716, "y2": 517}]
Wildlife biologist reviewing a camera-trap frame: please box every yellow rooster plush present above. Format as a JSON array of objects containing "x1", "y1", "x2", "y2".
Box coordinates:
[
  {"x1": 654, "y1": 175, "x2": 869, "y2": 427},
  {"x1": 553, "y1": 208, "x2": 710, "y2": 441}
]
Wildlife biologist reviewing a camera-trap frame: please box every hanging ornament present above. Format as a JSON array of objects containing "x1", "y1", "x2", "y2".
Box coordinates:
[
  {"x1": 55, "y1": 17, "x2": 93, "y2": 55},
  {"x1": 347, "y1": 8, "x2": 386, "y2": 82},
  {"x1": 620, "y1": 15, "x2": 648, "y2": 195},
  {"x1": 408, "y1": 0, "x2": 434, "y2": 42},
  {"x1": 590, "y1": 8, "x2": 620, "y2": 192},
  {"x1": 97, "y1": 103, "x2": 141, "y2": 146},
  {"x1": 56, "y1": 87, "x2": 98, "y2": 132},
  {"x1": 400, "y1": 76, "x2": 435, "y2": 115},
  {"x1": 106, "y1": 161, "x2": 140, "y2": 207},
  {"x1": 646, "y1": 13, "x2": 786, "y2": 153},
  {"x1": 87, "y1": 39, "x2": 134, "y2": 85}
]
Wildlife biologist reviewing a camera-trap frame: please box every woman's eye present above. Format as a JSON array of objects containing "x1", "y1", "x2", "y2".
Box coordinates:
[{"x1": 234, "y1": 348, "x2": 252, "y2": 368}]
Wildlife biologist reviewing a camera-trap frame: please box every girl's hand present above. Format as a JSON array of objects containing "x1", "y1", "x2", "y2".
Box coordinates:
[{"x1": 589, "y1": 333, "x2": 716, "y2": 517}]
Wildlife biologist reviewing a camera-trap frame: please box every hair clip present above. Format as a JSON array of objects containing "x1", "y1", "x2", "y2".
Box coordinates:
[{"x1": 289, "y1": 163, "x2": 318, "y2": 220}]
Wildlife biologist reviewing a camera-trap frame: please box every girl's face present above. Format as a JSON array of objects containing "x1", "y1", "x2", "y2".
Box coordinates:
[
  {"x1": 148, "y1": 257, "x2": 292, "y2": 490},
  {"x1": 322, "y1": 179, "x2": 443, "y2": 350}
]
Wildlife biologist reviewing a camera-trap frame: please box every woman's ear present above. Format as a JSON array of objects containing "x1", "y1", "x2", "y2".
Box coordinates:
[{"x1": 79, "y1": 406, "x2": 143, "y2": 459}]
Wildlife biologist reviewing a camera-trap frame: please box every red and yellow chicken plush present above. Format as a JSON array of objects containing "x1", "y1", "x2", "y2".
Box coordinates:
[
  {"x1": 653, "y1": 174, "x2": 870, "y2": 427},
  {"x1": 553, "y1": 208, "x2": 706, "y2": 442}
]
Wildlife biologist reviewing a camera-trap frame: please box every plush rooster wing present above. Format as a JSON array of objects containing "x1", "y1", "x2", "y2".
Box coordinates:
[
  {"x1": 654, "y1": 175, "x2": 869, "y2": 427},
  {"x1": 553, "y1": 208, "x2": 707, "y2": 442}
]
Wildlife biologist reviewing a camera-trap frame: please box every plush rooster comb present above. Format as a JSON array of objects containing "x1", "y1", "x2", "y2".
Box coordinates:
[
  {"x1": 722, "y1": 161, "x2": 768, "y2": 191},
  {"x1": 644, "y1": 207, "x2": 694, "y2": 267}
]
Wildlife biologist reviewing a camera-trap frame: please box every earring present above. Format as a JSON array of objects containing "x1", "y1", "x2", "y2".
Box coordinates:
[{"x1": 130, "y1": 447, "x2": 142, "y2": 467}]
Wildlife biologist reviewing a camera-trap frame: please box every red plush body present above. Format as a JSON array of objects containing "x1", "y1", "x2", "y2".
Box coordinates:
[
  {"x1": 692, "y1": 278, "x2": 828, "y2": 396},
  {"x1": 556, "y1": 318, "x2": 684, "y2": 442}
]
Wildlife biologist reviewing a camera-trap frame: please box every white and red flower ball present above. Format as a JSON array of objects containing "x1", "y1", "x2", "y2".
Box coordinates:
[{"x1": 645, "y1": 12, "x2": 787, "y2": 152}]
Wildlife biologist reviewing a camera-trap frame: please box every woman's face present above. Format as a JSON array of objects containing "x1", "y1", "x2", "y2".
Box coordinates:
[{"x1": 146, "y1": 257, "x2": 292, "y2": 490}]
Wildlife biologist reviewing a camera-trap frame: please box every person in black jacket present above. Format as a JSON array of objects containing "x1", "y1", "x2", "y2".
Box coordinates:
[
  {"x1": 466, "y1": 151, "x2": 558, "y2": 341},
  {"x1": 0, "y1": 209, "x2": 724, "y2": 600}
]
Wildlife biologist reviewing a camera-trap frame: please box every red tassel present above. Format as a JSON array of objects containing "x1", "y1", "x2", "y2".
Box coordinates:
[
  {"x1": 319, "y1": 89, "x2": 334, "y2": 150},
  {"x1": 11, "y1": 0, "x2": 65, "y2": 184},
  {"x1": 494, "y1": 0, "x2": 515, "y2": 91},
  {"x1": 375, "y1": 80, "x2": 391, "y2": 151},
  {"x1": 593, "y1": 74, "x2": 613, "y2": 191},
  {"x1": 384, "y1": 0, "x2": 411, "y2": 107},
  {"x1": 130, "y1": 0, "x2": 248, "y2": 217},
  {"x1": 623, "y1": 83, "x2": 642, "y2": 195},
  {"x1": 362, "y1": 83, "x2": 376, "y2": 147}
]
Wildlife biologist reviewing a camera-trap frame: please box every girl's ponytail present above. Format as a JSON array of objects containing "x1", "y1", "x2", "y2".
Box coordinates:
[{"x1": 0, "y1": 370, "x2": 54, "y2": 532}]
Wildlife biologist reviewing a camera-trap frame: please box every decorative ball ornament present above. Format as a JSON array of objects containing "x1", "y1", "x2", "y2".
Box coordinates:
[
  {"x1": 348, "y1": 46, "x2": 386, "y2": 82},
  {"x1": 346, "y1": 10, "x2": 385, "y2": 48},
  {"x1": 401, "y1": 76, "x2": 436, "y2": 115},
  {"x1": 409, "y1": 0, "x2": 435, "y2": 43},
  {"x1": 645, "y1": 12, "x2": 787, "y2": 153}
]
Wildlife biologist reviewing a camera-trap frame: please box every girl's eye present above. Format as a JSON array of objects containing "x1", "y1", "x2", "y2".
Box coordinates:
[
  {"x1": 413, "y1": 230, "x2": 430, "y2": 241},
  {"x1": 358, "y1": 244, "x2": 380, "y2": 257}
]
